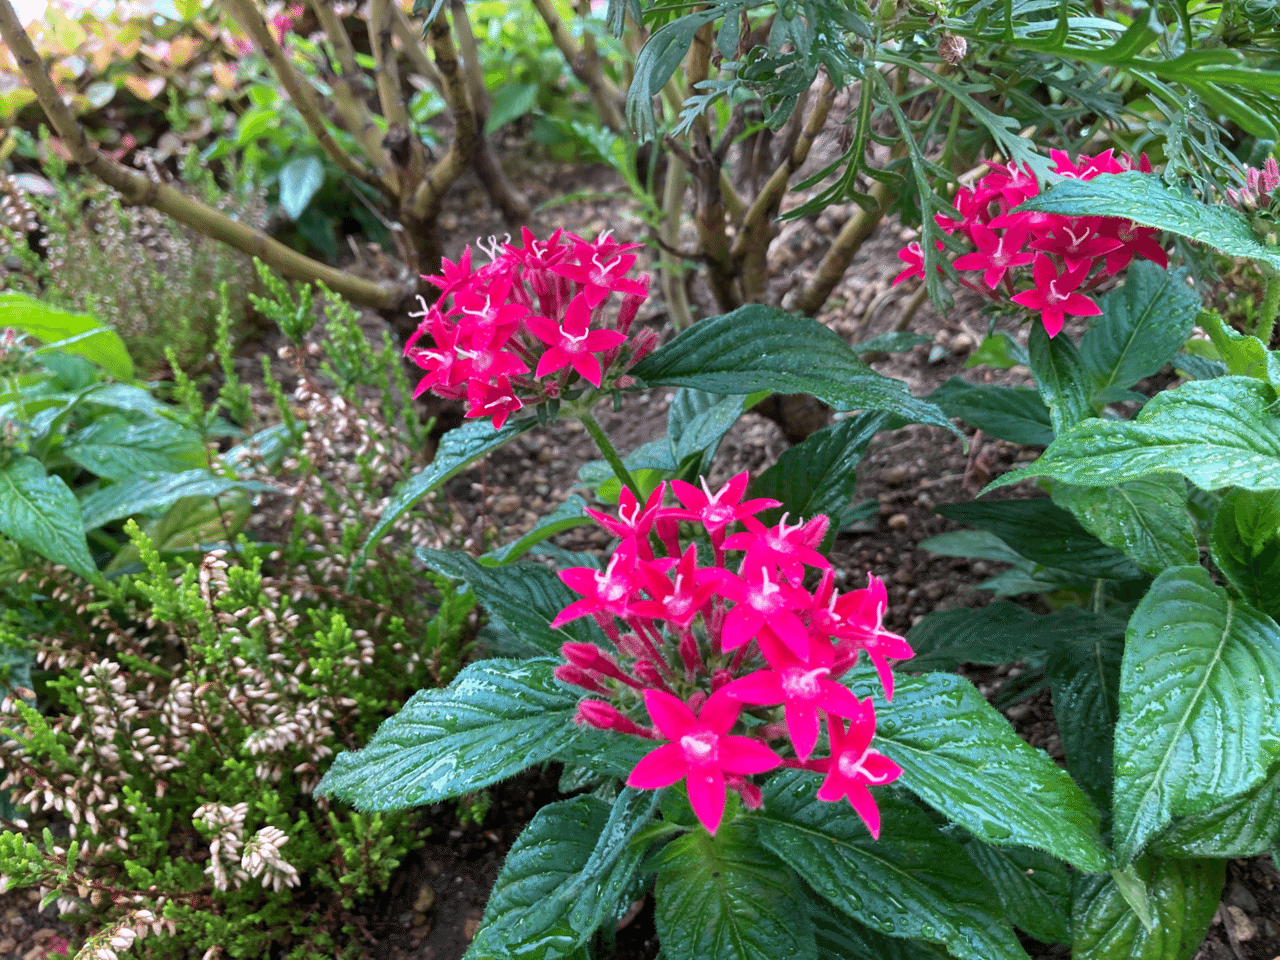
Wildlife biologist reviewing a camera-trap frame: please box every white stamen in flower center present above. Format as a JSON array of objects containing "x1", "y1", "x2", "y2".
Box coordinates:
[
  {"x1": 837, "y1": 750, "x2": 868, "y2": 780},
  {"x1": 780, "y1": 667, "x2": 829, "y2": 700},
  {"x1": 680, "y1": 731, "x2": 719, "y2": 764}
]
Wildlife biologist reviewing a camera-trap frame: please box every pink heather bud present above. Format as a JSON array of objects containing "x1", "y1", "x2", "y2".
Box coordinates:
[
  {"x1": 711, "y1": 669, "x2": 736, "y2": 692},
  {"x1": 555, "y1": 664, "x2": 606, "y2": 694}
]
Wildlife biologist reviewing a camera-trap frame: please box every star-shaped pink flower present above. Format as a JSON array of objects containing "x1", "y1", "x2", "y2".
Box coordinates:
[
  {"x1": 627, "y1": 688, "x2": 780, "y2": 834},
  {"x1": 952, "y1": 222, "x2": 1034, "y2": 289},
  {"x1": 1009, "y1": 254, "x2": 1102, "y2": 337},
  {"x1": 815, "y1": 705, "x2": 902, "y2": 839},
  {"x1": 526, "y1": 292, "x2": 627, "y2": 387}
]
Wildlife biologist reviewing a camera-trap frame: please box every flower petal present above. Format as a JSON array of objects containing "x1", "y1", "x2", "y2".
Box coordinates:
[
  {"x1": 627, "y1": 744, "x2": 687, "y2": 789},
  {"x1": 686, "y1": 766, "x2": 726, "y2": 834}
]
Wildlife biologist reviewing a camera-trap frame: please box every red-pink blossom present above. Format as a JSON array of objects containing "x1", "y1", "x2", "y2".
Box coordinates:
[
  {"x1": 815, "y1": 706, "x2": 902, "y2": 838},
  {"x1": 1010, "y1": 254, "x2": 1103, "y2": 338}
]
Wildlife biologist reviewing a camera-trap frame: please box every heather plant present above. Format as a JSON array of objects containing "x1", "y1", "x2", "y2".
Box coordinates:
[{"x1": 0, "y1": 271, "x2": 473, "y2": 958}]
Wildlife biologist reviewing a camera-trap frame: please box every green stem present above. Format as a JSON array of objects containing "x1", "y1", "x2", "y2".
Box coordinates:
[
  {"x1": 1091, "y1": 578, "x2": 1105, "y2": 616},
  {"x1": 1255, "y1": 268, "x2": 1280, "y2": 347},
  {"x1": 580, "y1": 409, "x2": 642, "y2": 502}
]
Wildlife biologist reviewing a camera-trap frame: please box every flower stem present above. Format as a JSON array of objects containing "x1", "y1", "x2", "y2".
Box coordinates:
[
  {"x1": 580, "y1": 408, "x2": 643, "y2": 501},
  {"x1": 1255, "y1": 267, "x2": 1280, "y2": 347}
]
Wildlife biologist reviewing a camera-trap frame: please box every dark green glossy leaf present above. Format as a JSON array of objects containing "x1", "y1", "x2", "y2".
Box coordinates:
[
  {"x1": 64, "y1": 414, "x2": 205, "y2": 482},
  {"x1": 478, "y1": 495, "x2": 591, "y2": 566},
  {"x1": 630, "y1": 305, "x2": 958, "y2": 435},
  {"x1": 936, "y1": 499, "x2": 1145, "y2": 580},
  {"x1": 1045, "y1": 628, "x2": 1124, "y2": 809},
  {"x1": 1053, "y1": 477, "x2": 1198, "y2": 575},
  {"x1": 904, "y1": 602, "x2": 1047, "y2": 671},
  {"x1": 988, "y1": 378, "x2": 1280, "y2": 493},
  {"x1": 654, "y1": 821, "x2": 816, "y2": 960},
  {"x1": 1020, "y1": 172, "x2": 1280, "y2": 271},
  {"x1": 353, "y1": 418, "x2": 535, "y2": 580},
  {"x1": 1079, "y1": 263, "x2": 1199, "y2": 403},
  {"x1": 1072, "y1": 854, "x2": 1224, "y2": 960},
  {"x1": 1112, "y1": 566, "x2": 1280, "y2": 863},
  {"x1": 667, "y1": 388, "x2": 766, "y2": 475},
  {"x1": 852, "y1": 332, "x2": 932, "y2": 353},
  {"x1": 965, "y1": 332, "x2": 1029, "y2": 370},
  {"x1": 1156, "y1": 768, "x2": 1280, "y2": 858},
  {"x1": 810, "y1": 906, "x2": 951, "y2": 960},
  {"x1": 929, "y1": 379, "x2": 1053, "y2": 446},
  {"x1": 416, "y1": 548, "x2": 606, "y2": 657},
  {"x1": 846, "y1": 671, "x2": 1108, "y2": 872},
  {"x1": 0, "y1": 456, "x2": 97, "y2": 580},
  {"x1": 1211, "y1": 488, "x2": 1280, "y2": 619},
  {"x1": 78, "y1": 469, "x2": 272, "y2": 531},
  {"x1": 751, "y1": 412, "x2": 886, "y2": 527},
  {"x1": 964, "y1": 841, "x2": 1072, "y2": 945},
  {"x1": 466, "y1": 789, "x2": 660, "y2": 959},
  {"x1": 1028, "y1": 323, "x2": 1093, "y2": 434},
  {"x1": 316, "y1": 658, "x2": 583, "y2": 809},
  {"x1": 755, "y1": 773, "x2": 1028, "y2": 960},
  {"x1": 1198, "y1": 310, "x2": 1280, "y2": 388}
]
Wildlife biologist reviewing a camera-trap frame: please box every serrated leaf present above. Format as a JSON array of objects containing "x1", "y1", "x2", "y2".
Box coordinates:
[
  {"x1": 278, "y1": 154, "x2": 325, "y2": 221},
  {"x1": 415, "y1": 548, "x2": 606, "y2": 657},
  {"x1": 964, "y1": 841, "x2": 1073, "y2": 945},
  {"x1": 751, "y1": 412, "x2": 886, "y2": 528},
  {"x1": 1156, "y1": 768, "x2": 1280, "y2": 858},
  {"x1": 1211, "y1": 488, "x2": 1280, "y2": 618},
  {"x1": 78, "y1": 470, "x2": 272, "y2": 531},
  {"x1": 1112, "y1": 565, "x2": 1280, "y2": 864},
  {"x1": 630, "y1": 305, "x2": 959, "y2": 435},
  {"x1": 654, "y1": 821, "x2": 816, "y2": 960},
  {"x1": 936, "y1": 499, "x2": 1145, "y2": 580},
  {"x1": 479, "y1": 495, "x2": 591, "y2": 566},
  {"x1": 904, "y1": 602, "x2": 1047, "y2": 671},
  {"x1": 667, "y1": 388, "x2": 764, "y2": 474},
  {"x1": 810, "y1": 906, "x2": 951, "y2": 960},
  {"x1": 1019, "y1": 172, "x2": 1280, "y2": 272},
  {"x1": 1198, "y1": 310, "x2": 1280, "y2": 388},
  {"x1": 1029, "y1": 323, "x2": 1093, "y2": 434},
  {"x1": 64, "y1": 414, "x2": 205, "y2": 482},
  {"x1": 1072, "y1": 855, "x2": 1224, "y2": 960},
  {"x1": 754, "y1": 773, "x2": 1029, "y2": 960},
  {"x1": 1079, "y1": 263, "x2": 1199, "y2": 402},
  {"x1": 1045, "y1": 627, "x2": 1124, "y2": 809},
  {"x1": 0, "y1": 291, "x2": 133, "y2": 381},
  {"x1": 986, "y1": 377, "x2": 1280, "y2": 492},
  {"x1": 1053, "y1": 476, "x2": 1198, "y2": 575},
  {"x1": 466, "y1": 789, "x2": 660, "y2": 959},
  {"x1": 353, "y1": 418, "x2": 534, "y2": 580},
  {"x1": 316, "y1": 658, "x2": 583, "y2": 809},
  {"x1": 929, "y1": 379, "x2": 1053, "y2": 446},
  {"x1": 0, "y1": 456, "x2": 97, "y2": 580},
  {"x1": 845, "y1": 671, "x2": 1108, "y2": 872}
]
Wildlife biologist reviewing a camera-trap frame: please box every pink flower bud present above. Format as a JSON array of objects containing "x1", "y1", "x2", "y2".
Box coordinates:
[
  {"x1": 711, "y1": 669, "x2": 736, "y2": 692},
  {"x1": 626, "y1": 328, "x2": 660, "y2": 367},
  {"x1": 576, "y1": 699, "x2": 622, "y2": 729},
  {"x1": 632, "y1": 660, "x2": 667, "y2": 688},
  {"x1": 555, "y1": 664, "x2": 606, "y2": 694},
  {"x1": 685, "y1": 690, "x2": 707, "y2": 714},
  {"x1": 725, "y1": 776, "x2": 763, "y2": 810}
]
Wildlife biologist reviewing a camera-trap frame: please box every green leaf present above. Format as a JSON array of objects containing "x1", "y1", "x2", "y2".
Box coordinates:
[
  {"x1": 1072, "y1": 855, "x2": 1224, "y2": 960},
  {"x1": 479, "y1": 495, "x2": 591, "y2": 566},
  {"x1": 63, "y1": 414, "x2": 205, "y2": 482},
  {"x1": 987, "y1": 377, "x2": 1280, "y2": 492},
  {"x1": 0, "y1": 456, "x2": 97, "y2": 580},
  {"x1": 751, "y1": 412, "x2": 887, "y2": 527},
  {"x1": 847, "y1": 671, "x2": 1108, "y2": 872},
  {"x1": 1211, "y1": 488, "x2": 1280, "y2": 618},
  {"x1": 1052, "y1": 477, "x2": 1198, "y2": 575},
  {"x1": 965, "y1": 332, "x2": 1029, "y2": 370},
  {"x1": 918, "y1": 529, "x2": 1025, "y2": 565},
  {"x1": 485, "y1": 81, "x2": 539, "y2": 133},
  {"x1": 1112, "y1": 565, "x2": 1280, "y2": 864},
  {"x1": 630, "y1": 305, "x2": 959, "y2": 435},
  {"x1": 317, "y1": 659, "x2": 584, "y2": 809},
  {"x1": 904, "y1": 602, "x2": 1048, "y2": 671},
  {"x1": 0, "y1": 292, "x2": 133, "y2": 381},
  {"x1": 964, "y1": 841, "x2": 1073, "y2": 945},
  {"x1": 78, "y1": 470, "x2": 272, "y2": 532},
  {"x1": 466, "y1": 789, "x2": 660, "y2": 959},
  {"x1": 810, "y1": 907, "x2": 951, "y2": 960},
  {"x1": 929, "y1": 379, "x2": 1053, "y2": 446},
  {"x1": 1079, "y1": 263, "x2": 1200, "y2": 403},
  {"x1": 654, "y1": 821, "x2": 816, "y2": 960},
  {"x1": 852, "y1": 331, "x2": 932, "y2": 353},
  {"x1": 415, "y1": 548, "x2": 606, "y2": 657},
  {"x1": 754, "y1": 773, "x2": 1029, "y2": 960},
  {"x1": 1198, "y1": 310, "x2": 1280, "y2": 388},
  {"x1": 1156, "y1": 768, "x2": 1280, "y2": 858},
  {"x1": 1019, "y1": 172, "x2": 1280, "y2": 272},
  {"x1": 1029, "y1": 323, "x2": 1092, "y2": 434},
  {"x1": 277, "y1": 155, "x2": 325, "y2": 222},
  {"x1": 1044, "y1": 627, "x2": 1125, "y2": 809},
  {"x1": 667, "y1": 388, "x2": 766, "y2": 475},
  {"x1": 353, "y1": 418, "x2": 535, "y2": 580},
  {"x1": 936, "y1": 499, "x2": 1145, "y2": 580}
]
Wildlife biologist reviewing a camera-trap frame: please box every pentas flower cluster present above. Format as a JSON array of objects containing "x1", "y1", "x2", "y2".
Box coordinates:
[
  {"x1": 552, "y1": 473, "x2": 912, "y2": 837},
  {"x1": 894, "y1": 150, "x2": 1169, "y2": 337},
  {"x1": 405, "y1": 229, "x2": 656, "y2": 427}
]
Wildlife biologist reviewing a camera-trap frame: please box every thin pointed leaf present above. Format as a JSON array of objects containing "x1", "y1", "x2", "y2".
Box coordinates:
[
  {"x1": 929, "y1": 379, "x2": 1053, "y2": 446},
  {"x1": 1029, "y1": 322, "x2": 1093, "y2": 435}
]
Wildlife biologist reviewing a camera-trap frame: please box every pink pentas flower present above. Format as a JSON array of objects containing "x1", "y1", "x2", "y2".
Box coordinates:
[
  {"x1": 815, "y1": 705, "x2": 902, "y2": 839},
  {"x1": 821, "y1": 573, "x2": 914, "y2": 700},
  {"x1": 1010, "y1": 254, "x2": 1103, "y2": 338},
  {"x1": 668, "y1": 474, "x2": 780, "y2": 546},
  {"x1": 1029, "y1": 217, "x2": 1122, "y2": 273},
  {"x1": 952, "y1": 222, "x2": 1034, "y2": 290},
  {"x1": 553, "y1": 553, "x2": 637, "y2": 625},
  {"x1": 627, "y1": 688, "x2": 781, "y2": 834},
  {"x1": 405, "y1": 230, "x2": 653, "y2": 427},
  {"x1": 723, "y1": 513, "x2": 830, "y2": 585},
  {"x1": 718, "y1": 564, "x2": 812, "y2": 659}
]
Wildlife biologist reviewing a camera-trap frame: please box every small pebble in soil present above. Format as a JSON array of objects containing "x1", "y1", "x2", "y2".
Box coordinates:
[{"x1": 887, "y1": 513, "x2": 909, "y2": 530}]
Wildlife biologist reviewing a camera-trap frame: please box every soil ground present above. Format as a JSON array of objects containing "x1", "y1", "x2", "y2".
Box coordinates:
[{"x1": 4, "y1": 125, "x2": 1278, "y2": 960}]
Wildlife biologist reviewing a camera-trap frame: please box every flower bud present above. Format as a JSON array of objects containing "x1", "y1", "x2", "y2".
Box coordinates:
[
  {"x1": 710, "y1": 669, "x2": 736, "y2": 692},
  {"x1": 631, "y1": 660, "x2": 667, "y2": 688},
  {"x1": 555, "y1": 664, "x2": 606, "y2": 694}
]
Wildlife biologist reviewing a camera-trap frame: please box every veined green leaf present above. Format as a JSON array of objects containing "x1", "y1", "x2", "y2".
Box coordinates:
[
  {"x1": 0, "y1": 456, "x2": 97, "y2": 580},
  {"x1": 964, "y1": 841, "x2": 1073, "y2": 945},
  {"x1": 1053, "y1": 477, "x2": 1198, "y2": 575},
  {"x1": 0, "y1": 292, "x2": 133, "y2": 381},
  {"x1": 929, "y1": 379, "x2": 1053, "y2": 447}
]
